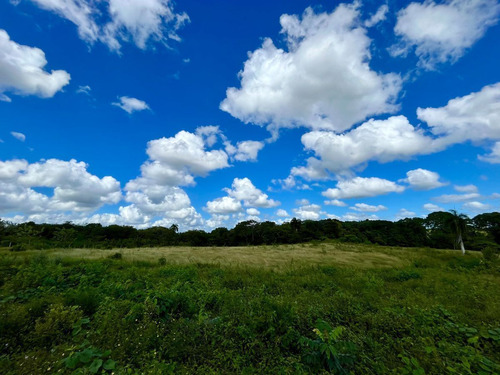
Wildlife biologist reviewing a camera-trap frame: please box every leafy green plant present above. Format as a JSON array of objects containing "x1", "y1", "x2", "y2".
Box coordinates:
[
  {"x1": 398, "y1": 355, "x2": 425, "y2": 375},
  {"x1": 63, "y1": 342, "x2": 116, "y2": 374},
  {"x1": 299, "y1": 319, "x2": 356, "y2": 374}
]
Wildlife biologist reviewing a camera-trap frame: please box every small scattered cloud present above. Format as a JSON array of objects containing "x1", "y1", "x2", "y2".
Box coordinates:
[
  {"x1": 76, "y1": 85, "x2": 91, "y2": 95},
  {"x1": 454, "y1": 184, "x2": 478, "y2": 193},
  {"x1": 276, "y1": 209, "x2": 289, "y2": 217},
  {"x1": 324, "y1": 199, "x2": 347, "y2": 207},
  {"x1": 434, "y1": 193, "x2": 480, "y2": 203},
  {"x1": 293, "y1": 204, "x2": 322, "y2": 220},
  {"x1": 350, "y1": 203, "x2": 387, "y2": 212},
  {"x1": 11, "y1": 131, "x2": 26, "y2": 142},
  {"x1": 364, "y1": 4, "x2": 389, "y2": 27},
  {"x1": 478, "y1": 142, "x2": 500, "y2": 164},
  {"x1": 342, "y1": 212, "x2": 379, "y2": 221},
  {"x1": 323, "y1": 177, "x2": 405, "y2": 200},
  {"x1": 396, "y1": 208, "x2": 416, "y2": 219},
  {"x1": 463, "y1": 201, "x2": 491, "y2": 212},
  {"x1": 423, "y1": 203, "x2": 444, "y2": 212},
  {"x1": 403, "y1": 168, "x2": 446, "y2": 190},
  {"x1": 112, "y1": 96, "x2": 150, "y2": 114}
]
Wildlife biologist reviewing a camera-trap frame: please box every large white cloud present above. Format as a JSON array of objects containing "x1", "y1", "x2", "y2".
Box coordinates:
[
  {"x1": 24, "y1": 0, "x2": 189, "y2": 51},
  {"x1": 288, "y1": 82, "x2": 500, "y2": 183},
  {"x1": 418, "y1": 82, "x2": 500, "y2": 145},
  {"x1": 393, "y1": 0, "x2": 500, "y2": 69},
  {"x1": 0, "y1": 29, "x2": 70, "y2": 100},
  {"x1": 323, "y1": 177, "x2": 405, "y2": 199},
  {"x1": 0, "y1": 159, "x2": 121, "y2": 215},
  {"x1": 299, "y1": 116, "x2": 433, "y2": 174},
  {"x1": 220, "y1": 3, "x2": 401, "y2": 135},
  {"x1": 205, "y1": 196, "x2": 242, "y2": 214},
  {"x1": 403, "y1": 168, "x2": 446, "y2": 190},
  {"x1": 142, "y1": 129, "x2": 229, "y2": 185},
  {"x1": 204, "y1": 178, "x2": 278, "y2": 226}
]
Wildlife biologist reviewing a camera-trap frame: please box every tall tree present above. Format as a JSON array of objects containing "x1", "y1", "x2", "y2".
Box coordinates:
[{"x1": 449, "y1": 210, "x2": 469, "y2": 255}]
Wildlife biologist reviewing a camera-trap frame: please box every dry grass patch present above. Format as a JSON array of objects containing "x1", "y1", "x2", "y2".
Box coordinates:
[{"x1": 3, "y1": 242, "x2": 416, "y2": 270}]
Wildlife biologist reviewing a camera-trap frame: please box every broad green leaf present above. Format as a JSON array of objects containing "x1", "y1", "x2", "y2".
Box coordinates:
[
  {"x1": 89, "y1": 359, "x2": 103, "y2": 374},
  {"x1": 103, "y1": 359, "x2": 116, "y2": 370}
]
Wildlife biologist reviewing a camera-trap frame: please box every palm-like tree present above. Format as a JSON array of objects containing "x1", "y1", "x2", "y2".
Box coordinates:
[{"x1": 449, "y1": 210, "x2": 469, "y2": 255}]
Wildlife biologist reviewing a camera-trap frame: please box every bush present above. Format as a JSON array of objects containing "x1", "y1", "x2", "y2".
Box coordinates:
[
  {"x1": 34, "y1": 304, "x2": 82, "y2": 345},
  {"x1": 159, "y1": 257, "x2": 167, "y2": 266},
  {"x1": 10, "y1": 244, "x2": 27, "y2": 252},
  {"x1": 482, "y1": 246, "x2": 499, "y2": 263}
]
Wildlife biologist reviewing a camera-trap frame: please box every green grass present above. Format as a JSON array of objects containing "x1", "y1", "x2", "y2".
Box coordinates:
[{"x1": 0, "y1": 242, "x2": 499, "y2": 374}]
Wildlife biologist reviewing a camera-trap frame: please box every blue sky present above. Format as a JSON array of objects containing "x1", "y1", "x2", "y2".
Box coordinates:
[{"x1": 1, "y1": 0, "x2": 500, "y2": 230}]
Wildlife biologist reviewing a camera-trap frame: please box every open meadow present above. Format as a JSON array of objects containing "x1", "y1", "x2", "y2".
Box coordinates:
[{"x1": 1, "y1": 242, "x2": 499, "y2": 374}]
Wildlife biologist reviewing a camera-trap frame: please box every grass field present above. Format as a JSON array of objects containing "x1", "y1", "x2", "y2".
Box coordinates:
[
  {"x1": 1, "y1": 241, "x2": 452, "y2": 269},
  {"x1": 1, "y1": 242, "x2": 499, "y2": 374}
]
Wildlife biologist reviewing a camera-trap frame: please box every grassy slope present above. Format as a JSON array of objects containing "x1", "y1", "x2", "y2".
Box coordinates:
[{"x1": 0, "y1": 242, "x2": 499, "y2": 374}]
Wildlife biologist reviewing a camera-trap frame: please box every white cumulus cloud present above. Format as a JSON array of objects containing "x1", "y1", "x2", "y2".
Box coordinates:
[
  {"x1": 112, "y1": 96, "x2": 150, "y2": 114},
  {"x1": 0, "y1": 29, "x2": 70, "y2": 100},
  {"x1": 276, "y1": 209, "x2": 289, "y2": 217},
  {"x1": 225, "y1": 140, "x2": 265, "y2": 162},
  {"x1": 293, "y1": 204, "x2": 322, "y2": 220},
  {"x1": 350, "y1": 203, "x2": 387, "y2": 212},
  {"x1": 418, "y1": 82, "x2": 500, "y2": 146},
  {"x1": 454, "y1": 184, "x2": 478, "y2": 193},
  {"x1": 224, "y1": 178, "x2": 279, "y2": 208},
  {"x1": 205, "y1": 196, "x2": 242, "y2": 214},
  {"x1": 323, "y1": 177, "x2": 405, "y2": 200},
  {"x1": 24, "y1": 0, "x2": 189, "y2": 51},
  {"x1": 324, "y1": 199, "x2": 347, "y2": 207},
  {"x1": 403, "y1": 168, "x2": 446, "y2": 190},
  {"x1": 392, "y1": 0, "x2": 500, "y2": 69},
  {"x1": 423, "y1": 203, "x2": 444, "y2": 212},
  {"x1": 478, "y1": 142, "x2": 500, "y2": 164},
  {"x1": 220, "y1": 3, "x2": 401, "y2": 135},
  {"x1": 299, "y1": 116, "x2": 433, "y2": 174},
  {"x1": 0, "y1": 159, "x2": 121, "y2": 215},
  {"x1": 463, "y1": 201, "x2": 491, "y2": 212}
]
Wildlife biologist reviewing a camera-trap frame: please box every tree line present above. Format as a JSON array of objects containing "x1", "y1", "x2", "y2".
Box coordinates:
[{"x1": 1, "y1": 211, "x2": 499, "y2": 251}]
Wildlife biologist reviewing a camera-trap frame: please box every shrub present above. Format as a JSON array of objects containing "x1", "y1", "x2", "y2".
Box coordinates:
[
  {"x1": 10, "y1": 244, "x2": 27, "y2": 252},
  {"x1": 158, "y1": 257, "x2": 167, "y2": 266},
  {"x1": 34, "y1": 304, "x2": 82, "y2": 345},
  {"x1": 482, "y1": 246, "x2": 499, "y2": 263}
]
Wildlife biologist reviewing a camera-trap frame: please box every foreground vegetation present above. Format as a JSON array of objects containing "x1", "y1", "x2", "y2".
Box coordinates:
[{"x1": 1, "y1": 242, "x2": 499, "y2": 374}]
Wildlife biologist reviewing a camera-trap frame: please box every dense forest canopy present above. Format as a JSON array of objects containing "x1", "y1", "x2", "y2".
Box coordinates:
[{"x1": 1, "y1": 212, "x2": 499, "y2": 251}]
